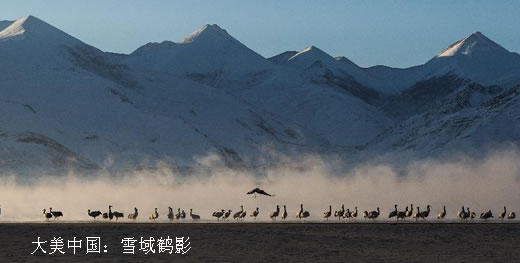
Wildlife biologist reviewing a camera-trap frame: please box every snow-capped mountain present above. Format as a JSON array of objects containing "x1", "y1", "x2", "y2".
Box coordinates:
[
  {"x1": 365, "y1": 32, "x2": 520, "y2": 94},
  {"x1": 423, "y1": 32, "x2": 520, "y2": 86},
  {"x1": 270, "y1": 45, "x2": 383, "y2": 101},
  {"x1": 0, "y1": 15, "x2": 519, "y2": 173},
  {"x1": 126, "y1": 24, "x2": 271, "y2": 76}
]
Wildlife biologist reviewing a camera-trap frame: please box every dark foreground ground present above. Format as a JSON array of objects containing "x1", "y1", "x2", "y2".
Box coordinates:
[{"x1": 0, "y1": 222, "x2": 519, "y2": 262}]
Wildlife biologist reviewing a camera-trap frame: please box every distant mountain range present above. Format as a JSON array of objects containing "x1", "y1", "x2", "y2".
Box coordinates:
[{"x1": 1, "y1": 16, "x2": 519, "y2": 174}]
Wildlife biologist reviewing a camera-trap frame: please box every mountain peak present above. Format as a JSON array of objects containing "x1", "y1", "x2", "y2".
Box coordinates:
[
  {"x1": 180, "y1": 24, "x2": 235, "y2": 44},
  {"x1": 130, "y1": 40, "x2": 177, "y2": 55},
  {"x1": 288, "y1": 45, "x2": 333, "y2": 62},
  {"x1": 0, "y1": 16, "x2": 46, "y2": 37},
  {"x1": 0, "y1": 15, "x2": 81, "y2": 45},
  {"x1": 335, "y1": 56, "x2": 358, "y2": 66},
  {"x1": 128, "y1": 23, "x2": 267, "y2": 74},
  {"x1": 436, "y1": 31, "x2": 508, "y2": 58},
  {"x1": 18, "y1": 15, "x2": 44, "y2": 24}
]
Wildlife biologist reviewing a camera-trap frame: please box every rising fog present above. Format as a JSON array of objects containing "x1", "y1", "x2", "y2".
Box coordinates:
[{"x1": 0, "y1": 148, "x2": 519, "y2": 222}]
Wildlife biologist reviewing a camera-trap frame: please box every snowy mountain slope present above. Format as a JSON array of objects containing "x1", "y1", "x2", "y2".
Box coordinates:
[
  {"x1": 224, "y1": 66, "x2": 393, "y2": 147},
  {"x1": 364, "y1": 82, "x2": 520, "y2": 159},
  {"x1": 110, "y1": 70, "x2": 335, "y2": 168},
  {"x1": 382, "y1": 75, "x2": 470, "y2": 119}
]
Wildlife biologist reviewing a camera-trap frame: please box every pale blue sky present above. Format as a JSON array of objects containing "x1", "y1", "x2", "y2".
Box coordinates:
[{"x1": 1, "y1": 0, "x2": 519, "y2": 68}]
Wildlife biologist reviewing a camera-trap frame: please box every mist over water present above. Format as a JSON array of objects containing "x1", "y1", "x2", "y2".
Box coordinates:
[{"x1": 0, "y1": 149, "x2": 519, "y2": 222}]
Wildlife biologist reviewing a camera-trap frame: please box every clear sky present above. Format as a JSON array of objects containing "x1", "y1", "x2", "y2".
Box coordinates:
[{"x1": 1, "y1": 0, "x2": 519, "y2": 68}]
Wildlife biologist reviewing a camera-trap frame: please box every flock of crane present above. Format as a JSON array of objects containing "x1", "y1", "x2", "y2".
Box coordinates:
[
  {"x1": 26, "y1": 204, "x2": 517, "y2": 222},
  {"x1": 0, "y1": 187, "x2": 517, "y2": 222},
  {"x1": 382, "y1": 205, "x2": 516, "y2": 221},
  {"x1": 89, "y1": 206, "x2": 201, "y2": 221},
  {"x1": 211, "y1": 204, "x2": 310, "y2": 221}
]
